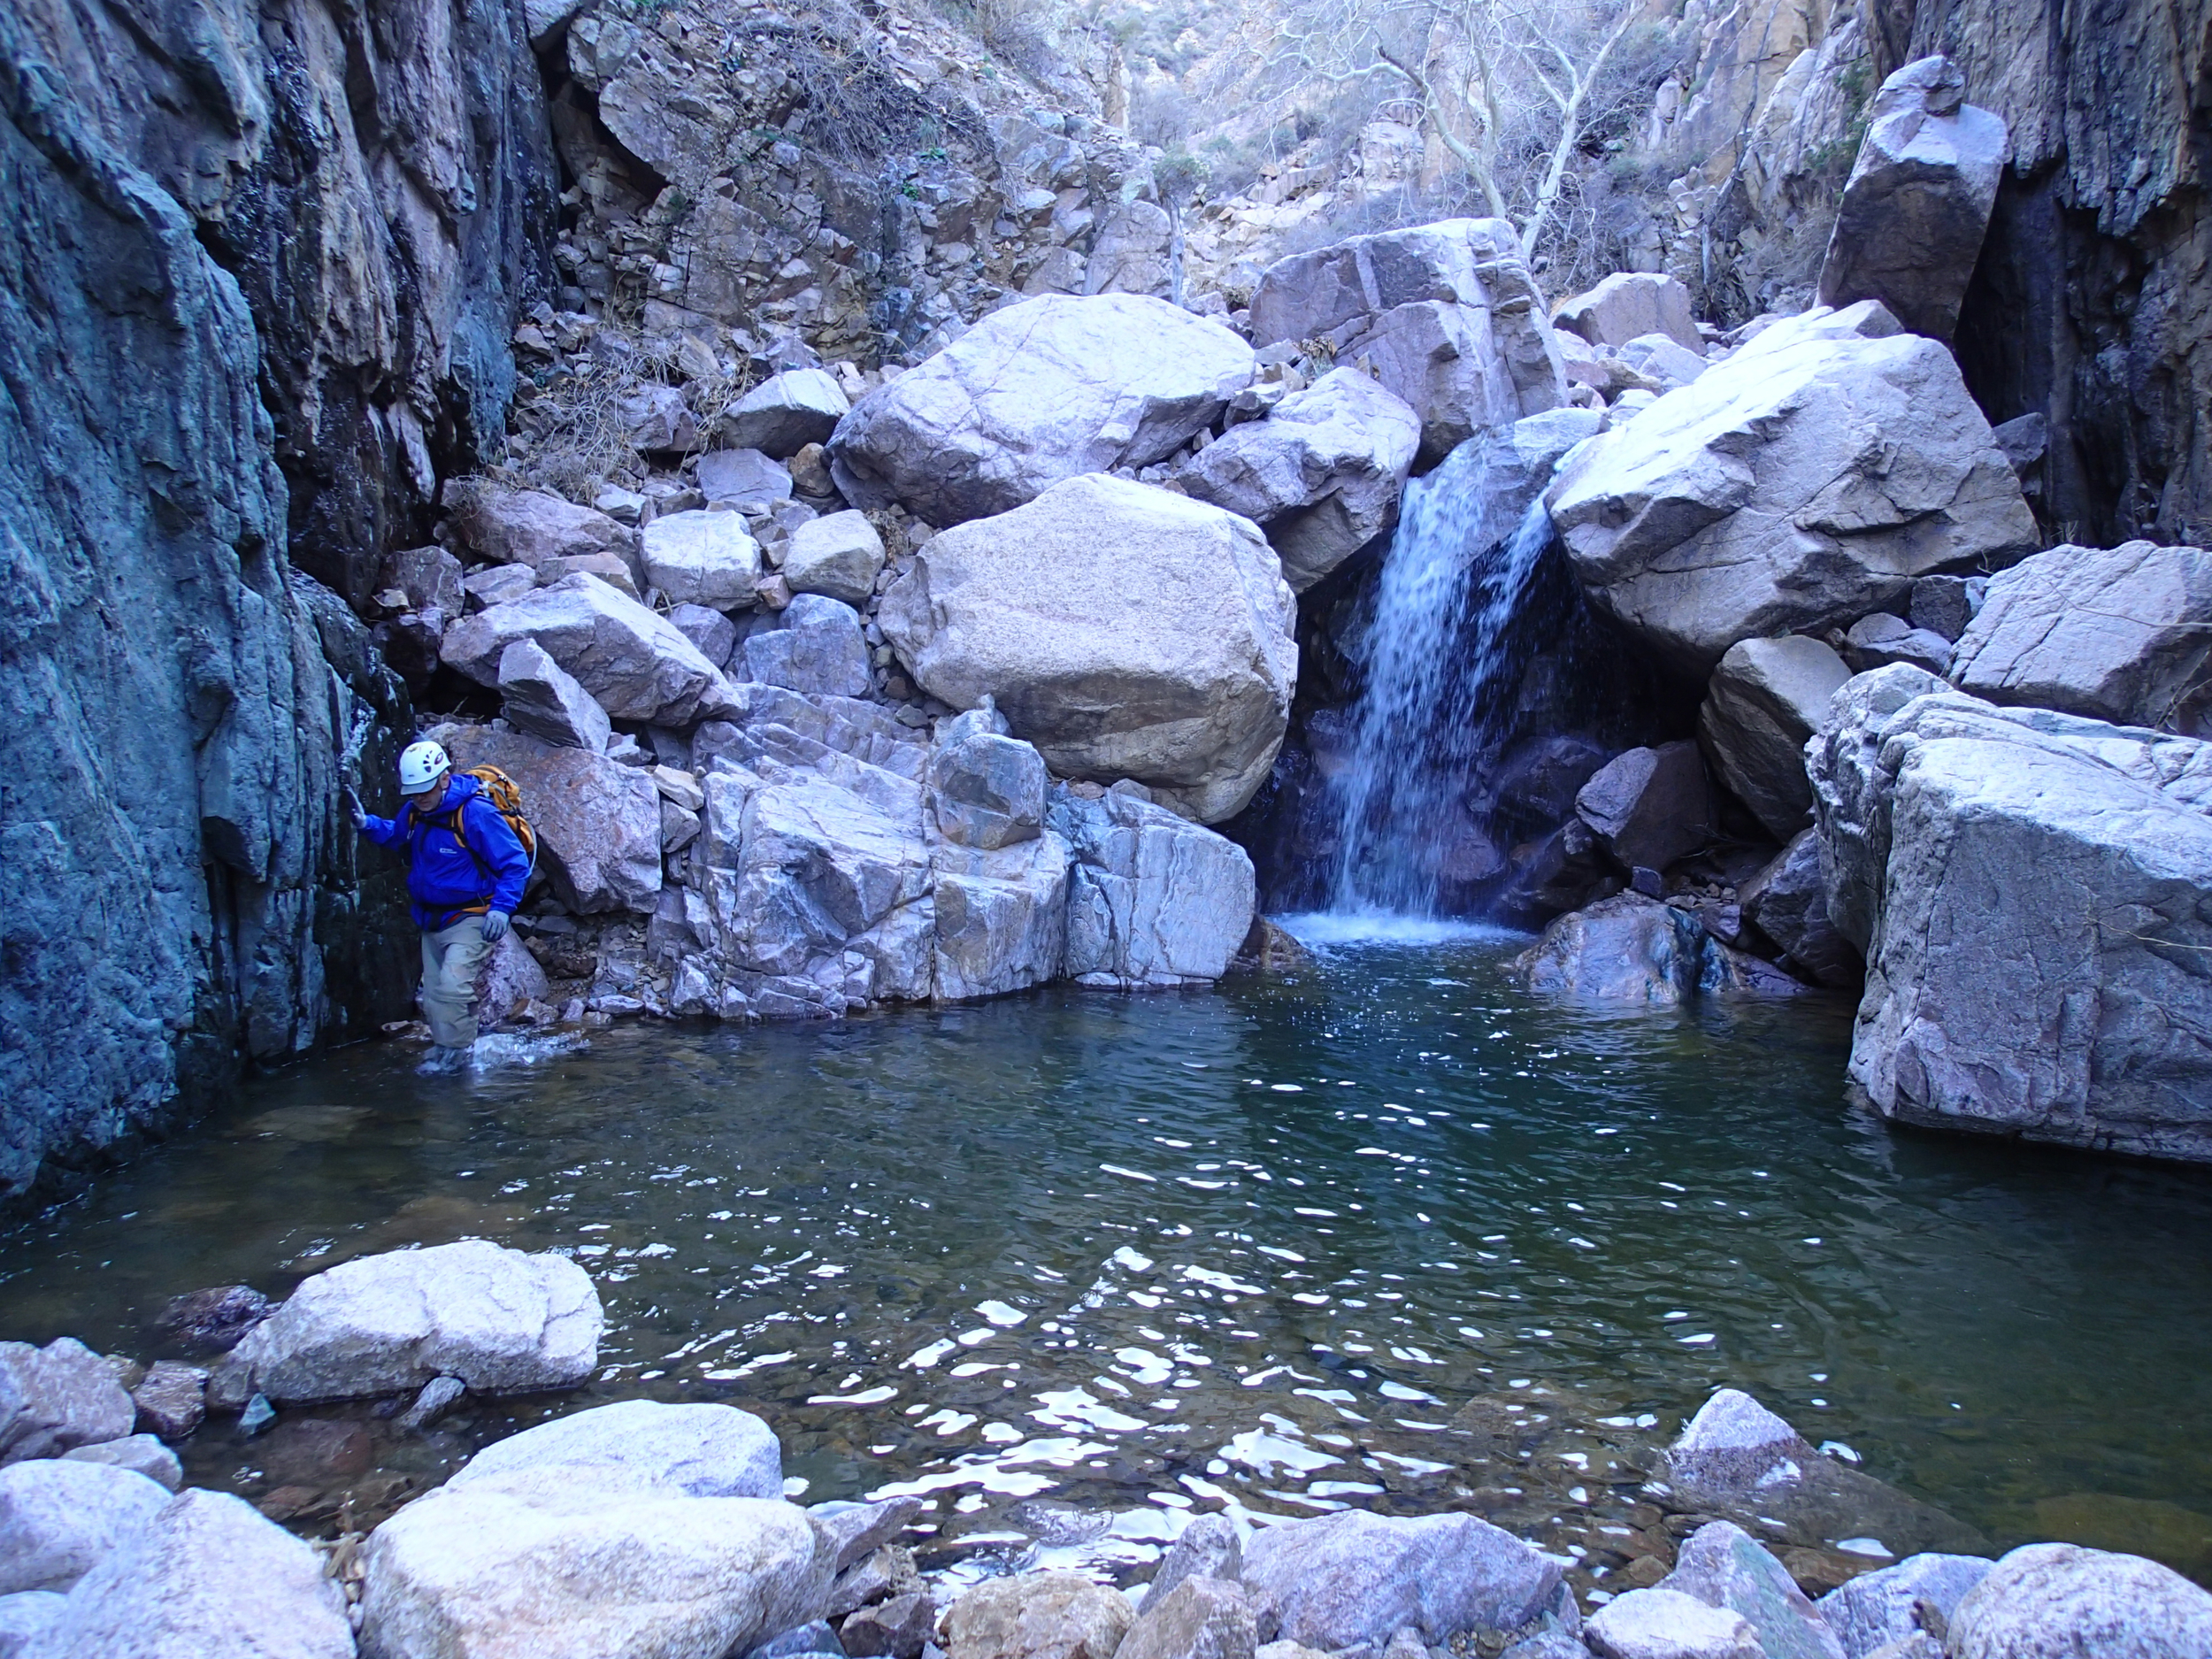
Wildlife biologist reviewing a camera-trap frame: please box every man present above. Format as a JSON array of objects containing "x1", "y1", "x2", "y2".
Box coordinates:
[{"x1": 350, "y1": 740, "x2": 530, "y2": 1070}]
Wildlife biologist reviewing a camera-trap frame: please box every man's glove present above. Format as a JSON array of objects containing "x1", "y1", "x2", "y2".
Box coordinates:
[
  {"x1": 344, "y1": 787, "x2": 367, "y2": 831},
  {"x1": 481, "y1": 910, "x2": 511, "y2": 943}
]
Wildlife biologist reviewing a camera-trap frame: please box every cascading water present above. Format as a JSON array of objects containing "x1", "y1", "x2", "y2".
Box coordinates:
[{"x1": 1323, "y1": 438, "x2": 1563, "y2": 918}]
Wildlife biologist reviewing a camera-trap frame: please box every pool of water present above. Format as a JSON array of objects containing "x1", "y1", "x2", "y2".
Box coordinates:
[{"x1": 6, "y1": 929, "x2": 2212, "y2": 1583}]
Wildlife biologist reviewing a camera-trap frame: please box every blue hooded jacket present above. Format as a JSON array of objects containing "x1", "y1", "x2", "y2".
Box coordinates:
[{"x1": 363, "y1": 772, "x2": 532, "y2": 931}]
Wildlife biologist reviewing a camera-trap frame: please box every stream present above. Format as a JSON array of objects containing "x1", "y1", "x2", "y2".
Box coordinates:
[{"x1": 5, "y1": 927, "x2": 2211, "y2": 1585}]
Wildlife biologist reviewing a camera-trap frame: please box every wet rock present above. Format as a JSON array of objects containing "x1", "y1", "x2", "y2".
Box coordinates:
[
  {"x1": 828, "y1": 1545, "x2": 921, "y2": 1618},
  {"x1": 398, "y1": 1375, "x2": 466, "y2": 1432},
  {"x1": 1949, "y1": 541, "x2": 2212, "y2": 731},
  {"x1": 1248, "y1": 219, "x2": 1566, "y2": 466},
  {"x1": 722, "y1": 369, "x2": 851, "y2": 457},
  {"x1": 1662, "y1": 1521, "x2": 1845, "y2": 1659},
  {"x1": 130, "y1": 1363, "x2": 206, "y2": 1441},
  {"x1": 880, "y1": 476, "x2": 1296, "y2": 824},
  {"x1": 1500, "y1": 818, "x2": 1616, "y2": 924},
  {"x1": 1141, "y1": 1515, "x2": 1243, "y2": 1614},
  {"x1": 641, "y1": 511, "x2": 765, "y2": 610},
  {"x1": 1547, "y1": 303, "x2": 2039, "y2": 676},
  {"x1": 1809, "y1": 681, "x2": 2212, "y2": 1161},
  {"x1": 785, "y1": 512, "x2": 887, "y2": 608},
  {"x1": 927, "y1": 723, "x2": 1048, "y2": 851},
  {"x1": 442, "y1": 572, "x2": 741, "y2": 726},
  {"x1": 671, "y1": 603, "x2": 741, "y2": 672},
  {"x1": 1175, "y1": 369, "x2": 1422, "y2": 593},
  {"x1": 1946, "y1": 1542, "x2": 2212, "y2": 1658},
  {"x1": 435, "y1": 726, "x2": 663, "y2": 915},
  {"x1": 1226, "y1": 916, "x2": 1313, "y2": 976},
  {"x1": 741, "y1": 595, "x2": 874, "y2": 700},
  {"x1": 499, "y1": 638, "x2": 612, "y2": 752},
  {"x1": 1576, "y1": 742, "x2": 1715, "y2": 872},
  {"x1": 842, "y1": 1589, "x2": 936, "y2": 1659},
  {"x1": 0, "y1": 1341, "x2": 135, "y2": 1465},
  {"x1": 1240, "y1": 1509, "x2": 1561, "y2": 1648},
  {"x1": 830, "y1": 294, "x2": 1256, "y2": 526},
  {"x1": 1739, "y1": 832, "x2": 1861, "y2": 989},
  {"x1": 1118, "y1": 1578, "x2": 1255, "y2": 1659},
  {"x1": 814, "y1": 1496, "x2": 929, "y2": 1574},
  {"x1": 0, "y1": 1458, "x2": 167, "y2": 1593},
  {"x1": 1495, "y1": 734, "x2": 1615, "y2": 829},
  {"x1": 1816, "y1": 57, "x2": 2008, "y2": 342},
  {"x1": 943, "y1": 1570, "x2": 1135, "y2": 1659},
  {"x1": 449, "y1": 1400, "x2": 783, "y2": 1499},
  {"x1": 156, "y1": 1286, "x2": 273, "y2": 1357},
  {"x1": 1841, "y1": 615, "x2": 1954, "y2": 677},
  {"x1": 1050, "y1": 787, "x2": 1257, "y2": 987},
  {"x1": 479, "y1": 928, "x2": 554, "y2": 1027},
  {"x1": 58, "y1": 1435, "x2": 180, "y2": 1492},
  {"x1": 1698, "y1": 638, "x2": 1853, "y2": 841},
  {"x1": 699, "y1": 449, "x2": 798, "y2": 515},
  {"x1": 1817, "y1": 1553, "x2": 1992, "y2": 1659},
  {"x1": 1663, "y1": 1392, "x2": 1985, "y2": 1557},
  {"x1": 1554, "y1": 273, "x2": 1704, "y2": 353},
  {"x1": 209, "y1": 1240, "x2": 602, "y2": 1408},
  {"x1": 443, "y1": 480, "x2": 636, "y2": 574},
  {"x1": 24, "y1": 1486, "x2": 351, "y2": 1656},
  {"x1": 1515, "y1": 894, "x2": 1800, "y2": 1001},
  {"x1": 363, "y1": 1465, "x2": 828, "y2": 1659},
  {"x1": 1585, "y1": 1587, "x2": 1763, "y2": 1659}
]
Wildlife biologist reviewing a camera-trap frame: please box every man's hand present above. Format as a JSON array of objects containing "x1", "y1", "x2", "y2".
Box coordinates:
[
  {"x1": 344, "y1": 787, "x2": 367, "y2": 831},
  {"x1": 481, "y1": 910, "x2": 511, "y2": 943}
]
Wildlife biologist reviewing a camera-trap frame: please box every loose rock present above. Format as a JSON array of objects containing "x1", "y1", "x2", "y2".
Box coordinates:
[
  {"x1": 130, "y1": 1363, "x2": 207, "y2": 1442},
  {"x1": 443, "y1": 480, "x2": 637, "y2": 574},
  {"x1": 498, "y1": 638, "x2": 612, "y2": 752},
  {"x1": 741, "y1": 595, "x2": 874, "y2": 700},
  {"x1": 642, "y1": 511, "x2": 765, "y2": 609},
  {"x1": 841, "y1": 1589, "x2": 936, "y2": 1659},
  {"x1": 1141, "y1": 1514, "x2": 1243, "y2": 1615},
  {"x1": 784, "y1": 512, "x2": 888, "y2": 608},
  {"x1": 943, "y1": 1570, "x2": 1135, "y2": 1659},
  {"x1": 1739, "y1": 832, "x2": 1861, "y2": 989},
  {"x1": 1661, "y1": 1521, "x2": 1845, "y2": 1659},
  {"x1": 722, "y1": 368, "x2": 850, "y2": 457},
  {"x1": 1576, "y1": 742, "x2": 1714, "y2": 873},
  {"x1": 1118, "y1": 1578, "x2": 1255, "y2": 1659},
  {"x1": 699, "y1": 449, "x2": 798, "y2": 515},
  {"x1": 1698, "y1": 638, "x2": 1853, "y2": 841},
  {"x1": 1051, "y1": 787, "x2": 1256, "y2": 987},
  {"x1": 1554, "y1": 273, "x2": 1704, "y2": 353}
]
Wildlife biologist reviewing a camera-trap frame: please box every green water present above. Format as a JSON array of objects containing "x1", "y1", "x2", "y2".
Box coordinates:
[{"x1": 5, "y1": 928, "x2": 2211, "y2": 1582}]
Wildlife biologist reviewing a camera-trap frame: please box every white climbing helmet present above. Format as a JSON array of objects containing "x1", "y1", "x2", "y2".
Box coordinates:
[{"x1": 398, "y1": 740, "x2": 451, "y2": 795}]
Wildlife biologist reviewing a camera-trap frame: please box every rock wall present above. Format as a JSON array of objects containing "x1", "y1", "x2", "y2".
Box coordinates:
[
  {"x1": 7, "y1": 0, "x2": 560, "y2": 606},
  {"x1": 0, "y1": 40, "x2": 417, "y2": 1204}
]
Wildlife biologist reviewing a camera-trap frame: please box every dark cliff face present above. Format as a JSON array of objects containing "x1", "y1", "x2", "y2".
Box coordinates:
[
  {"x1": 1924, "y1": 0, "x2": 2209, "y2": 546},
  {"x1": 9, "y1": 0, "x2": 560, "y2": 606},
  {"x1": 0, "y1": 42, "x2": 419, "y2": 1203}
]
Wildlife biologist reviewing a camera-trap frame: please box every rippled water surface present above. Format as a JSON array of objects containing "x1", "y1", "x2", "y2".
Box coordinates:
[{"x1": 7, "y1": 930, "x2": 2212, "y2": 1581}]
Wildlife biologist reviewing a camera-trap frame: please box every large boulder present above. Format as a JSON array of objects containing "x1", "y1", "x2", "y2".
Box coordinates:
[
  {"x1": 436, "y1": 726, "x2": 663, "y2": 913},
  {"x1": 879, "y1": 476, "x2": 1297, "y2": 824},
  {"x1": 1049, "y1": 787, "x2": 1256, "y2": 987},
  {"x1": 1817, "y1": 1554, "x2": 1993, "y2": 1659},
  {"x1": 720, "y1": 368, "x2": 849, "y2": 457},
  {"x1": 449, "y1": 1400, "x2": 782, "y2": 1499},
  {"x1": 1248, "y1": 219, "x2": 1568, "y2": 465},
  {"x1": 0, "y1": 1341, "x2": 134, "y2": 1465},
  {"x1": 209, "y1": 1240, "x2": 603, "y2": 1407},
  {"x1": 1554, "y1": 273, "x2": 1703, "y2": 353},
  {"x1": 442, "y1": 573, "x2": 741, "y2": 726},
  {"x1": 697, "y1": 449, "x2": 795, "y2": 515},
  {"x1": 1949, "y1": 541, "x2": 2212, "y2": 731},
  {"x1": 1698, "y1": 637, "x2": 1853, "y2": 841},
  {"x1": 1945, "y1": 1542, "x2": 2212, "y2": 1659},
  {"x1": 1663, "y1": 1391, "x2": 1986, "y2": 1557},
  {"x1": 828, "y1": 295, "x2": 1255, "y2": 526},
  {"x1": 944, "y1": 1571, "x2": 1136, "y2": 1659},
  {"x1": 641, "y1": 511, "x2": 764, "y2": 609},
  {"x1": 442, "y1": 480, "x2": 636, "y2": 573},
  {"x1": 498, "y1": 639, "x2": 611, "y2": 753},
  {"x1": 361, "y1": 1468, "x2": 830, "y2": 1659},
  {"x1": 1576, "y1": 741, "x2": 1714, "y2": 873},
  {"x1": 740, "y1": 595, "x2": 872, "y2": 701},
  {"x1": 1816, "y1": 57, "x2": 2008, "y2": 342},
  {"x1": 1739, "y1": 831, "x2": 1862, "y2": 989},
  {"x1": 1240, "y1": 1509, "x2": 1562, "y2": 1648},
  {"x1": 1515, "y1": 894, "x2": 1802, "y2": 1001},
  {"x1": 1808, "y1": 680, "x2": 2212, "y2": 1162},
  {"x1": 1175, "y1": 370, "x2": 1422, "y2": 593},
  {"x1": 22, "y1": 1487, "x2": 353, "y2": 1659},
  {"x1": 1546, "y1": 303, "x2": 2039, "y2": 676},
  {"x1": 0, "y1": 1459, "x2": 167, "y2": 1594}
]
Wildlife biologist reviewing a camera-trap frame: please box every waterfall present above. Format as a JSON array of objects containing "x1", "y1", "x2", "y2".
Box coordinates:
[{"x1": 1324, "y1": 440, "x2": 1563, "y2": 918}]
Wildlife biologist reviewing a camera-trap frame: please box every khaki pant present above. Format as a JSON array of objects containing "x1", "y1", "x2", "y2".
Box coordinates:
[{"x1": 420, "y1": 917, "x2": 494, "y2": 1048}]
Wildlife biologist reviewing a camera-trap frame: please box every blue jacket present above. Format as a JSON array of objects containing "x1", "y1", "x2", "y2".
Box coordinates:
[{"x1": 363, "y1": 773, "x2": 531, "y2": 931}]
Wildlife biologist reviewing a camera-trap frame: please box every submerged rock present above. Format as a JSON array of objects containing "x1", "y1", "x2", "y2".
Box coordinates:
[
  {"x1": 210, "y1": 1240, "x2": 603, "y2": 1407},
  {"x1": 1240, "y1": 1509, "x2": 1561, "y2": 1648},
  {"x1": 879, "y1": 475, "x2": 1297, "y2": 824},
  {"x1": 829, "y1": 294, "x2": 1255, "y2": 526},
  {"x1": 154, "y1": 1286, "x2": 273, "y2": 1356}
]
